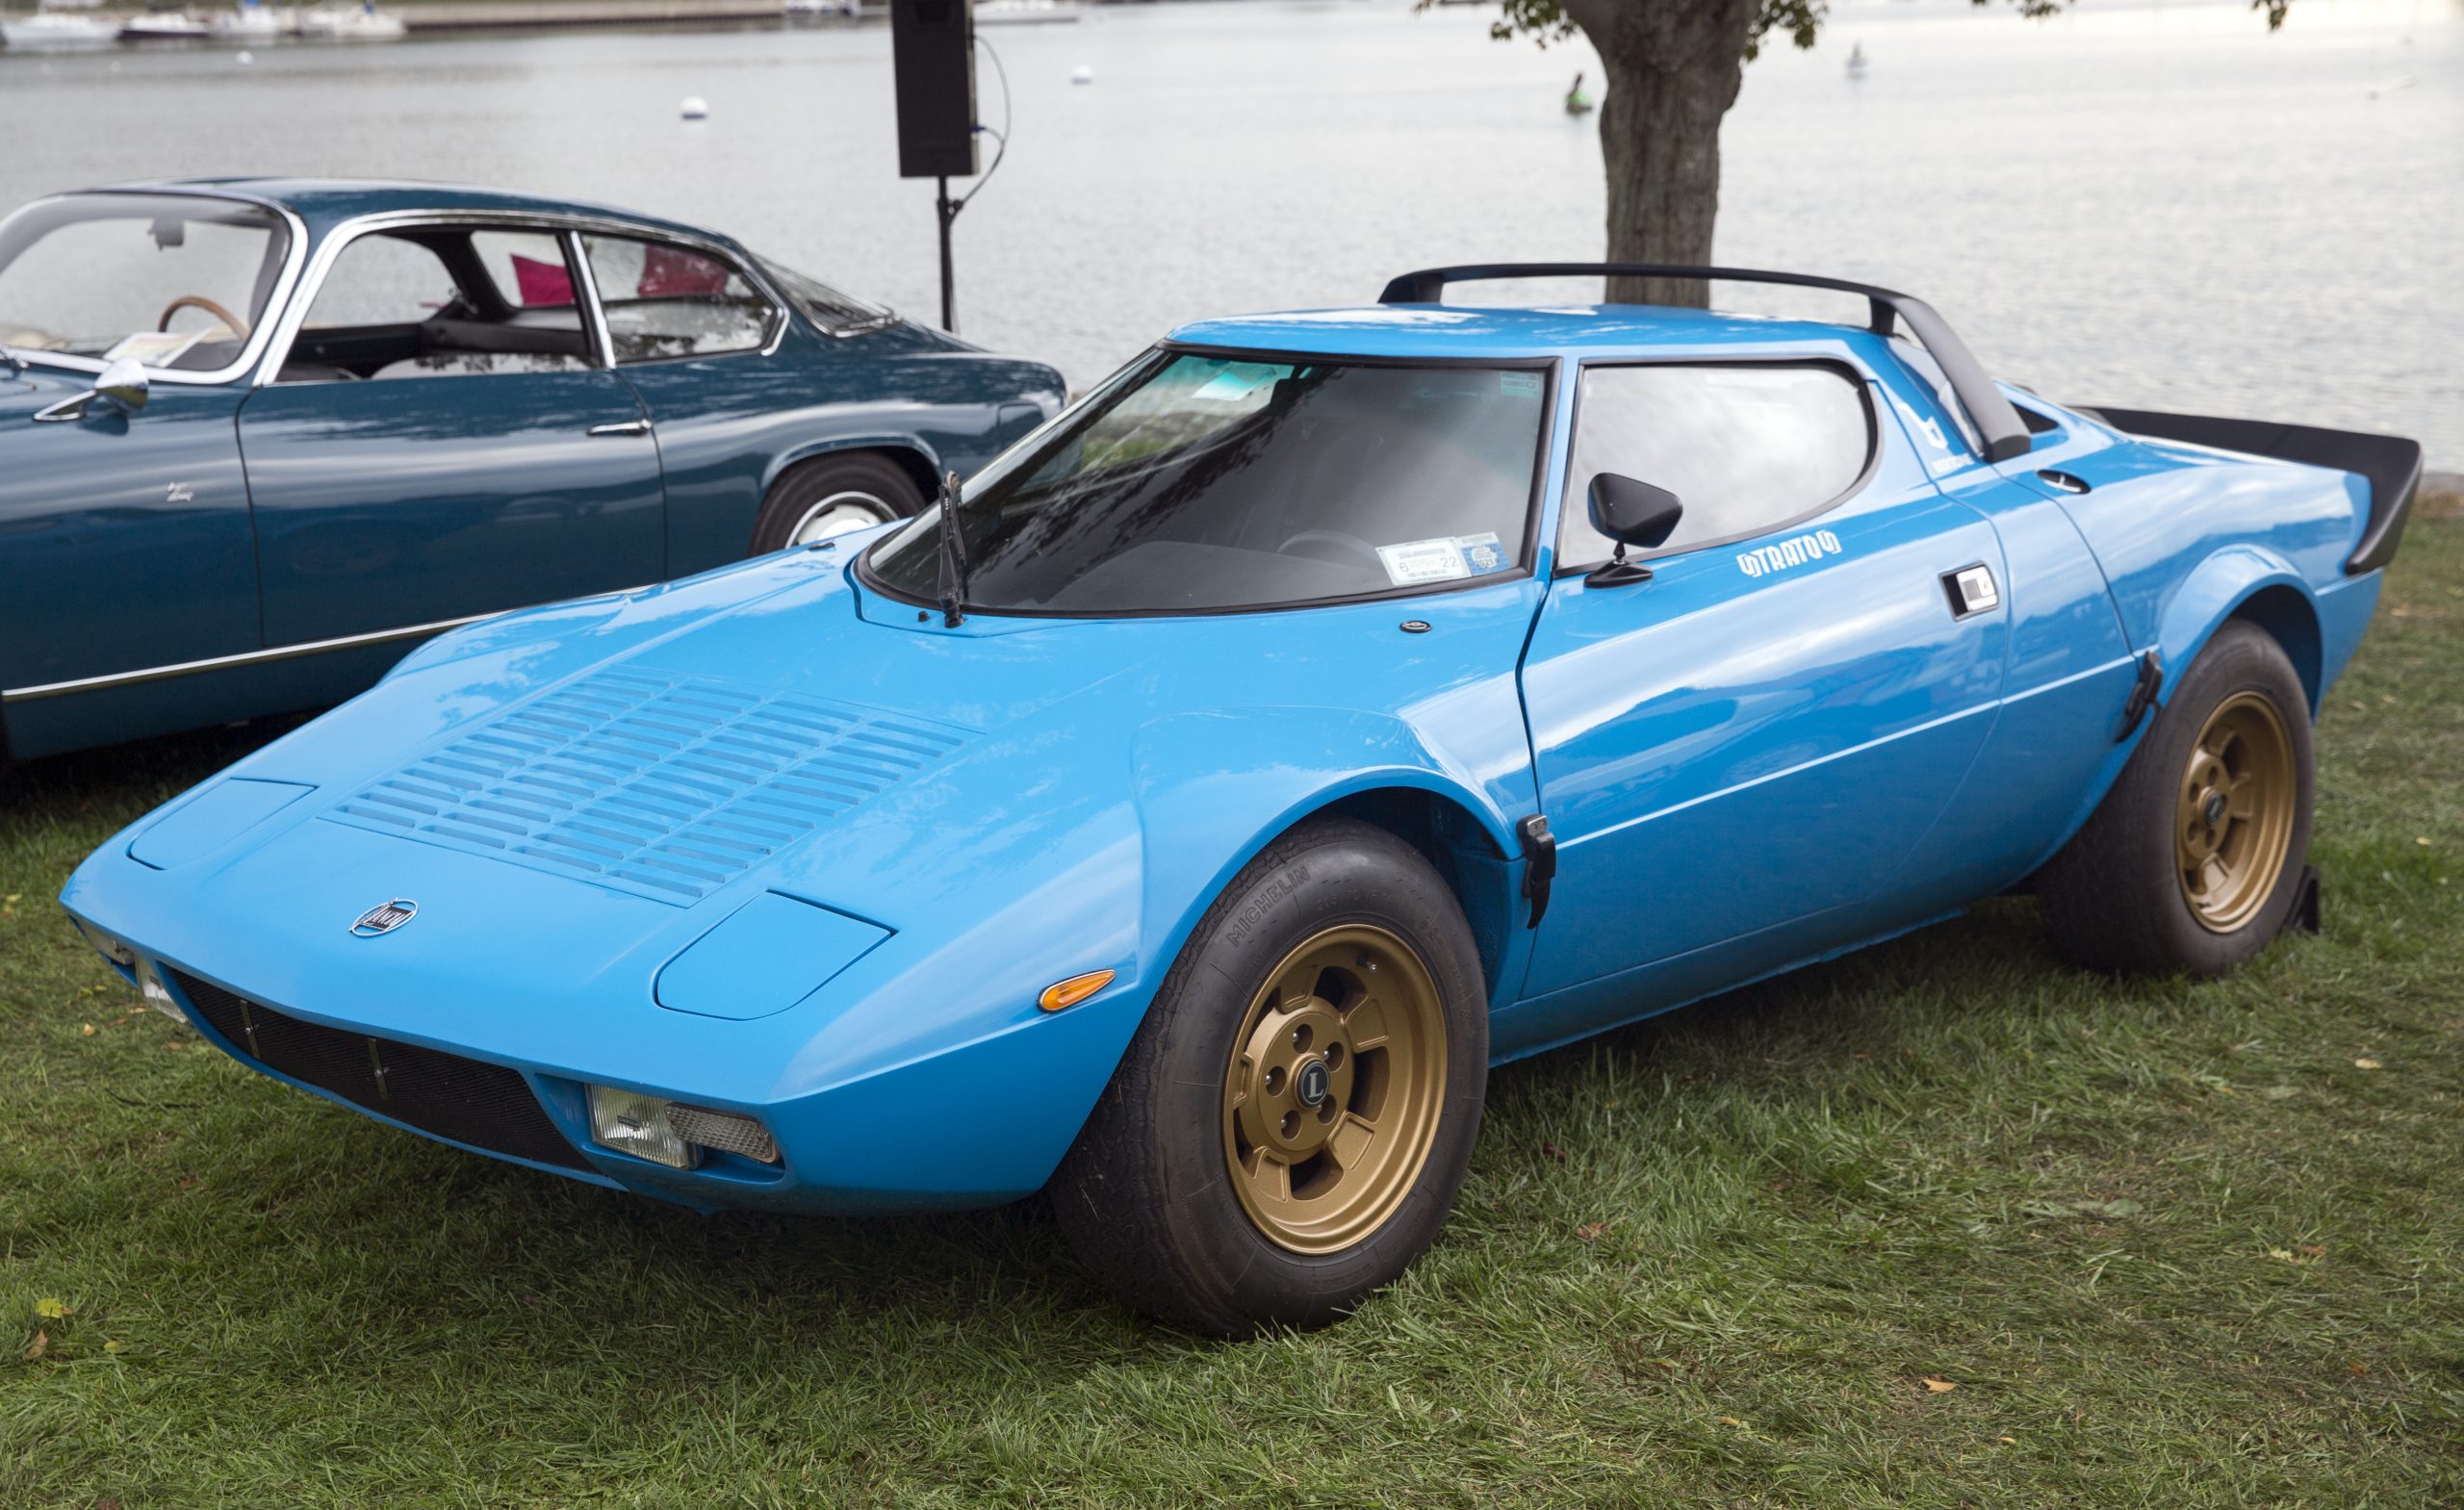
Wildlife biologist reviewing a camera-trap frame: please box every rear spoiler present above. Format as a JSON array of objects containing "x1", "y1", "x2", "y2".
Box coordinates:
[{"x1": 2082, "y1": 407, "x2": 2424, "y2": 576}]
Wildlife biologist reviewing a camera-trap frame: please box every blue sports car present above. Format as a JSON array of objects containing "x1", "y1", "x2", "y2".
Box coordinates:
[
  {"x1": 0, "y1": 178, "x2": 1065, "y2": 760},
  {"x1": 60, "y1": 264, "x2": 2421, "y2": 1334}
]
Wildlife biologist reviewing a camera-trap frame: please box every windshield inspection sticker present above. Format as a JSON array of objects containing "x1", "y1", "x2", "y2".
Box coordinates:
[
  {"x1": 1500, "y1": 371, "x2": 1544, "y2": 398},
  {"x1": 1457, "y1": 532, "x2": 1510, "y2": 575},
  {"x1": 1377, "y1": 537, "x2": 1472, "y2": 586}
]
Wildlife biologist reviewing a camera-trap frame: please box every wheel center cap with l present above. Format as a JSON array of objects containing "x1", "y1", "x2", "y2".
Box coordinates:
[
  {"x1": 2202, "y1": 792, "x2": 2228, "y2": 827},
  {"x1": 1295, "y1": 1057, "x2": 1332, "y2": 1110}
]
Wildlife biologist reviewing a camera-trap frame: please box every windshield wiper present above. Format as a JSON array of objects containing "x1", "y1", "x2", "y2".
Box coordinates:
[{"x1": 934, "y1": 468, "x2": 969, "y2": 627}]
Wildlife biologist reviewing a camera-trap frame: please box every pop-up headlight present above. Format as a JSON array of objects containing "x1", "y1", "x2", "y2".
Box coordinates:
[{"x1": 586, "y1": 1086, "x2": 781, "y2": 1170}]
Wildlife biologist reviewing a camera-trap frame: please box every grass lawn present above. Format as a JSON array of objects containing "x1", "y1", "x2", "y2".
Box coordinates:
[{"x1": 4, "y1": 503, "x2": 2459, "y2": 1508}]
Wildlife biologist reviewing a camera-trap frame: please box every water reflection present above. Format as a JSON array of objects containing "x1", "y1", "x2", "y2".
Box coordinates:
[{"x1": 0, "y1": 0, "x2": 2454, "y2": 464}]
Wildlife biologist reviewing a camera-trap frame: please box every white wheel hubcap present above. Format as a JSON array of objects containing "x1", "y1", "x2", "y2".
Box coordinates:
[{"x1": 788, "y1": 490, "x2": 894, "y2": 545}]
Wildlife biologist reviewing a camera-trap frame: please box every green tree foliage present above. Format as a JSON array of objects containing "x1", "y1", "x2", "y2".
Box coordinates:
[{"x1": 1480, "y1": 0, "x2": 2290, "y2": 53}]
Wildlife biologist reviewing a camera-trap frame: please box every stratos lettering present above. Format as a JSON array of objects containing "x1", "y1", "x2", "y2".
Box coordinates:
[{"x1": 1736, "y1": 530, "x2": 1843, "y2": 578}]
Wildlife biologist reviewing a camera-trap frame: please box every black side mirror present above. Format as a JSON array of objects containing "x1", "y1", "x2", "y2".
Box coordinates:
[{"x1": 1586, "y1": 473, "x2": 1682, "y2": 585}]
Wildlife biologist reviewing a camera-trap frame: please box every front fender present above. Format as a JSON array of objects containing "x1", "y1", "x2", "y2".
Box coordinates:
[{"x1": 1130, "y1": 705, "x2": 1537, "y2": 1012}]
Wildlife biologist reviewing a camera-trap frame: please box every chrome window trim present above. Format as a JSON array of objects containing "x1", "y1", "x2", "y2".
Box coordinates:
[
  {"x1": 563, "y1": 228, "x2": 619, "y2": 371},
  {"x1": 251, "y1": 208, "x2": 789, "y2": 386},
  {"x1": 0, "y1": 607, "x2": 510, "y2": 704},
  {"x1": 0, "y1": 187, "x2": 310, "y2": 388}
]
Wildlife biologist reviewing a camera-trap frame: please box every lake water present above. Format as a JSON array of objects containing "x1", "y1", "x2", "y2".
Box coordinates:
[{"x1": 4, "y1": 0, "x2": 2459, "y2": 463}]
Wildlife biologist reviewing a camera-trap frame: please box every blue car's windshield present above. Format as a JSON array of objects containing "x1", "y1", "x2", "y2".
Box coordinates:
[{"x1": 861, "y1": 349, "x2": 1549, "y2": 616}]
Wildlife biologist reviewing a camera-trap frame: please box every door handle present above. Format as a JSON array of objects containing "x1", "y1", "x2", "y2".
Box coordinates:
[
  {"x1": 588, "y1": 419, "x2": 653, "y2": 437},
  {"x1": 1942, "y1": 563, "x2": 2000, "y2": 618}
]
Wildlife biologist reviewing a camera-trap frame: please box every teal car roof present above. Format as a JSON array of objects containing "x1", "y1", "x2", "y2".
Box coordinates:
[
  {"x1": 94, "y1": 177, "x2": 716, "y2": 244},
  {"x1": 1166, "y1": 303, "x2": 1874, "y2": 361}
]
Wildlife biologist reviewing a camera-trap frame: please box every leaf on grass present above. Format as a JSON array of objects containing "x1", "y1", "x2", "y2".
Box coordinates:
[
  {"x1": 23, "y1": 1330, "x2": 46, "y2": 1362},
  {"x1": 2267, "y1": 1247, "x2": 2298, "y2": 1263},
  {"x1": 1716, "y1": 1416, "x2": 1744, "y2": 1427},
  {"x1": 2416, "y1": 836, "x2": 2432, "y2": 846},
  {"x1": 104, "y1": 1341, "x2": 126, "y2": 1356},
  {"x1": 1577, "y1": 1221, "x2": 1605, "y2": 1242},
  {"x1": 2298, "y1": 1243, "x2": 2326, "y2": 1258},
  {"x1": 1998, "y1": 1435, "x2": 2017, "y2": 1445},
  {"x1": 34, "y1": 1297, "x2": 69, "y2": 1319},
  {"x1": 2348, "y1": 1361, "x2": 2368, "y2": 1377},
  {"x1": 1921, "y1": 1376, "x2": 1958, "y2": 1394},
  {"x1": 2354, "y1": 1059, "x2": 2382, "y2": 1070},
  {"x1": 80, "y1": 1023, "x2": 96, "y2": 1037}
]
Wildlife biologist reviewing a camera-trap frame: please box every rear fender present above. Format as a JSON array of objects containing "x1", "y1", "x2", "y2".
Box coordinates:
[
  {"x1": 2150, "y1": 548, "x2": 2323, "y2": 717},
  {"x1": 758, "y1": 434, "x2": 945, "y2": 503}
]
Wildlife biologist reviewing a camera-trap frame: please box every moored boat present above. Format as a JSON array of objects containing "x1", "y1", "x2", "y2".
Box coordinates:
[
  {"x1": 0, "y1": 10, "x2": 119, "y2": 49},
  {"x1": 296, "y1": 2, "x2": 404, "y2": 39},
  {"x1": 975, "y1": 0, "x2": 1080, "y2": 25},
  {"x1": 119, "y1": 11, "x2": 216, "y2": 40},
  {"x1": 208, "y1": 2, "x2": 291, "y2": 40}
]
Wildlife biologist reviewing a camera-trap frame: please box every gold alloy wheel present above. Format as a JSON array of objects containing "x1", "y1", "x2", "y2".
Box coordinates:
[
  {"x1": 1220, "y1": 925, "x2": 1448, "y2": 1254},
  {"x1": 2175, "y1": 691, "x2": 2297, "y2": 933}
]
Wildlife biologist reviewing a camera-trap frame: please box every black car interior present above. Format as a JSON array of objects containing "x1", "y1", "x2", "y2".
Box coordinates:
[{"x1": 276, "y1": 226, "x2": 593, "y2": 382}]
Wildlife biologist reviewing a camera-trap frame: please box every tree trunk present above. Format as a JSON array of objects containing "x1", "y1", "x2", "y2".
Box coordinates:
[{"x1": 1565, "y1": 0, "x2": 1759, "y2": 308}]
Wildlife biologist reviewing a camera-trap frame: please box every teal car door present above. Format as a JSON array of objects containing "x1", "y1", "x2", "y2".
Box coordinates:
[
  {"x1": 1512, "y1": 360, "x2": 2008, "y2": 1020},
  {"x1": 237, "y1": 223, "x2": 664, "y2": 649}
]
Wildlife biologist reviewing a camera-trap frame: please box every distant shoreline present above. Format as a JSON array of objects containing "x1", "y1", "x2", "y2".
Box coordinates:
[{"x1": 0, "y1": 0, "x2": 1177, "y2": 36}]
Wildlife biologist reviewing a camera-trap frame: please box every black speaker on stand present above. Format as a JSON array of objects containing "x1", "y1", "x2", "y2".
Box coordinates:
[{"x1": 891, "y1": 0, "x2": 978, "y2": 332}]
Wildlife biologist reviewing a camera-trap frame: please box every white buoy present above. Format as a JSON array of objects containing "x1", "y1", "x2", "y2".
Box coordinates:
[
  {"x1": 1070, "y1": 64, "x2": 1092, "y2": 85},
  {"x1": 680, "y1": 95, "x2": 709, "y2": 120},
  {"x1": 236, "y1": 49, "x2": 253, "y2": 64}
]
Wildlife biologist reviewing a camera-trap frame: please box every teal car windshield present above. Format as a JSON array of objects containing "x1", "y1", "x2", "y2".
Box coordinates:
[
  {"x1": 863, "y1": 350, "x2": 1549, "y2": 615},
  {"x1": 0, "y1": 193, "x2": 291, "y2": 372}
]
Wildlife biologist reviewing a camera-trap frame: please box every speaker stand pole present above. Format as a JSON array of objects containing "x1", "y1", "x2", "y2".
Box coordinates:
[{"x1": 936, "y1": 174, "x2": 957, "y2": 335}]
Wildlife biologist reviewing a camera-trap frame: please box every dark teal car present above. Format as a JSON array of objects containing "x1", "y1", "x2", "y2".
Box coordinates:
[{"x1": 0, "y1": 178, "x2": 1065, "y2": 761}]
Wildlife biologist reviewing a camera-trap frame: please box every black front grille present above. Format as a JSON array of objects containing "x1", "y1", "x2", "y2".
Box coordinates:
[{"x1": 169, "y1": 970, "x2": 590, "y2": 1171}]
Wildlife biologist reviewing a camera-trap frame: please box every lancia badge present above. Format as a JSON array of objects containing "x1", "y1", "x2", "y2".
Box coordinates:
[{"x1": 350, "y1": 899, "x2": 418, "y2": 937}]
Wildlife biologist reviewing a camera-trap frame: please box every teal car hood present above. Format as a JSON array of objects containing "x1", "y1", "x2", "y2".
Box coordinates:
[{"x1": 0, "y1": 364, "x2": 88, "y2": 416}]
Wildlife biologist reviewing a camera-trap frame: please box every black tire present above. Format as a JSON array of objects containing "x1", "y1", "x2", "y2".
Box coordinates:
[
  {"x1": 1051, "y1": 818, "x2": 1488, "y2": 1336},
  {"x1": 748, "y1": 452, "x2": 925, "y2": 553},
  {"x1": 2037, "y1": 620, "x2": 2315, "y2": 977}
]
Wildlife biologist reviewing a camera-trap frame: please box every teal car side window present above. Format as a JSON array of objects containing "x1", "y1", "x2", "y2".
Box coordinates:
[
  {"x1": 581, "y1": 234, "x2": 779, "y2": 364},
  {"x1": 276, "y1": 225, "x2": 597, "y2": 383}
]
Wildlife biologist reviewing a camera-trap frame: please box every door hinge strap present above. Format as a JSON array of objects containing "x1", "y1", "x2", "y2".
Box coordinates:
[
  {"x1": 2115, "y1": 651, "x2": 2164, "y2": 742},
  {"x1": 1517, "y1": 814, "x2": 1556, "y2": 930}
]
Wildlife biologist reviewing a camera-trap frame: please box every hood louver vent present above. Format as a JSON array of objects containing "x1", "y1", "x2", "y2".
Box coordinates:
[{"x1": 327, "y1": 668, "x2": 971, "y2": 904}]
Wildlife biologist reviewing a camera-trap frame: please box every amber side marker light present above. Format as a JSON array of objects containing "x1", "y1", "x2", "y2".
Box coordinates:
[{"x1": 1039, "y1": 969, "x2": 1116, "y2": 1012}]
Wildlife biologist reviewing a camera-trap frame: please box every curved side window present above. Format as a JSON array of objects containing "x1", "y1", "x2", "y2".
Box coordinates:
[
  {"x1": 580, "y1": 234, "x2": 778, "y2": 364},
  {"x1": 1557, "y1": 363, "x2": 1875, "y2": 569}
]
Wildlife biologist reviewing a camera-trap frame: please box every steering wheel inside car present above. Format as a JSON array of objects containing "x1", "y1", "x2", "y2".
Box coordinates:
[
  {"x1": 158, "y1": 295, "x2": 250, "y2": 343},
  {"x1": 1278, "y1": 529, "x2": 1384, "y2": 571}
]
